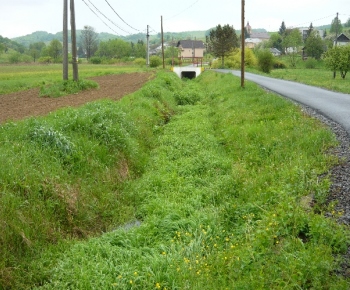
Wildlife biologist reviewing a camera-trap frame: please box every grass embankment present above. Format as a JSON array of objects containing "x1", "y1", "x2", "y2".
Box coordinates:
[
  {"x1": 0, "y1": 63, "x2": 148, "y2": 95},
  {"x1": 1, "y1": 71, "x2": 350, "y2": 289}
]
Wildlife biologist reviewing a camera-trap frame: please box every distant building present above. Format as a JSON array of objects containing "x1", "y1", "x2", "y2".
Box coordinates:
[
  {"x1": 299, "y1": 27, "x2": 325, "y2": 40},
  {"x1": 177, "y1": 40, "x2": 205, "y2": 58},
  {"x1": 244, "y1": 22, "x2": 270, "y2": 48},
  {"x1": 270, "y1": 48, "x2": 282, "y2": 56},
  {"x1": 334, "y1": 33, "x2": 350, "y2": 46}
]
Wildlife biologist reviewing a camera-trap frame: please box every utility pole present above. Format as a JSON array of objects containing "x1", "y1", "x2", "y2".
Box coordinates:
[
  {"x1": 63, "y1": 0, "x2": 68, "y2": 80},
  {"x1": 241, "y1": 0, "x2": 245, "y2": 88},
  {"x1": 70, "y1": 0, "x2": 79, "y2": 81},
  {"x1": 146, "y1": 25, "x2": 150, "y2": 66},
  {"x1": 335, "y1": 12, "x2": 339, "y2": 46},
  {"x1": 161, "y1": 16, "x2": 165, "y2": 69}
]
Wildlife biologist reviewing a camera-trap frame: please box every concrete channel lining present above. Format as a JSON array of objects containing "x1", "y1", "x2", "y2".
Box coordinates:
[{"x1": 172, "y1": 67, "x2": 203, "y2": 79}]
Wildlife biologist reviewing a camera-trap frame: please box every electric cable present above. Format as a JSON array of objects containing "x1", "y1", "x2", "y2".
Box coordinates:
[
  {"x1": 165, "y1": 0, "x2": 200, "y2": 20},
  {"x1": 104, "y1": 0, "x2": 142, "y2": 32},
  {"x1": 81, "y1": 0, "x2": 122, "y2": 35}
]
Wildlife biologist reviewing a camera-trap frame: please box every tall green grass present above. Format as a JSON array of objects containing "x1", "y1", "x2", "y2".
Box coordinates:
[
  {"x1": 0, "y1": 71, "x2": 181, "y2": 288},
  {"x1": 13, "y1": 71, "x2": 347, "y2": 289}
]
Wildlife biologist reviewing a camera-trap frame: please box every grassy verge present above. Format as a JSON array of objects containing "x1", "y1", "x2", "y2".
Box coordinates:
[
  {"x1": 0, "y1": 63, "x2": 148, "y2": 95},
  {"x1": 2, "y1": 70, "x2": 345, "y2": 289},
  {"x1": 248, "y1": 67, "x2": 350, "y2": 94}
]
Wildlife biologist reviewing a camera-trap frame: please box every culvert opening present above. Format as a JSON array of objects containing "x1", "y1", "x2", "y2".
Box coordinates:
[{"x1": 181, "y1": 71, "x2": 196, "y2": 79}]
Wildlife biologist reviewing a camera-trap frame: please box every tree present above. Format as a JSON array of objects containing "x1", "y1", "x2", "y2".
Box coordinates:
[
  {"x1": 47, "y1": 39, "x2": 62, "y2": 61},
  {"x1": 306, "y1": 22, "x2": 314, "y2": 40},
  {"x1": 278, "y1": 21, "x2": 287, "y2": 36},
  {"x1": 268, "y1": 33, "x2": 283, "y2": 51},
  {"x1": 305, "y1": 30, "x2": 324, "y2": 60},
  {"x1": 324, "y1": 46, "x2": 350, "y2": 79},
  {"x1": 282, "y1": 28, "x2": 303, "y2": 68},
  {"x1": 345, "y1": 18, "x2": 350, "y2": 28},
  {"x1": 29, "y1": 42, "x2": 46, "y2": 62},
  {"x1": 0, "y1": 43, "x2": 4, "y2": 54},
  {"x1": 209, "y1": 24, "x2": 239, "y2": 67},
  {"x1": 80, "y1": 25, "x2": 98, "y2": 60},
  {"x1": 96, "y1": 39, "x2": 131, "y2": 59},
  {"x1": 330, "y1": 16, "x2": 343, "y2": 34}
]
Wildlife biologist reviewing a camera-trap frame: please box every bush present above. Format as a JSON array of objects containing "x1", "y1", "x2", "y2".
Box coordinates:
[
  {"x1": 257, "y1": 49, "x2": 274, "y2": 73},
  {"x1": 165, "y1": 58, "x2": 180, "y2": 66},
  {"x1": 90, "y1": 57, "x2": 102, "y2": 64},
  {"x1": 8, "y1": 52, "x2": 21, "y2": 64},
  {"x1": 38, "y1": 56, "x2": 52, "y2": 64},
  {"x1": 273, "y1": 59, "x2": 287, "y2": 69},
  {"x1": 226, "y1": 48, "x2": 257, "y2": 69},
  {"x1": 134, "y1": 58, "x2": 146, "y2": 67},
  {"x1": 150, "y1": 56, "x2": 162, "y2": 68}
]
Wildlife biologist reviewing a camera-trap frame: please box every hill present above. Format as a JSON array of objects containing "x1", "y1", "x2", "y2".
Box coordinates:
[{"x1": 11, "y1": 27, "x2": 268, "y2": 47}]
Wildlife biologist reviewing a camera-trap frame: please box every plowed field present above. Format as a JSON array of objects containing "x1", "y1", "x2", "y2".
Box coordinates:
[{"x1": 0, "y1": 72, "x2": 153, "y2": 123}]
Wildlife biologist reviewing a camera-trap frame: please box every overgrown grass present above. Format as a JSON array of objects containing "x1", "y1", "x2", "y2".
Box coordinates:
[
  {"x1": 1, "y1": 71, "x2": 345, "y2": 289},
  {"x1": 39, "y1": 79, "x2": 99, "y2": 97},
  {"x1": 0, "y1": 63, "x2": 149, "y2": 95},
  {"x1": 0, "y1": 71, "x2": 181, "y2": 288}
]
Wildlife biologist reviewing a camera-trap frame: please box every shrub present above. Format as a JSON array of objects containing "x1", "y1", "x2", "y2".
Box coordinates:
[
  {"x1": 134, "y1": 58, "x2": 146, "y2": 67},
  {"x1": 8, "y1": 52, "x2": 21, "y2": 64},
  {"x1": 38, "y1": 56, "x2": 52, "y2": 64},
  {"x1": 257, "y1": 49, "x2": 274, "y2": 73},
  {"x1": 90, "y1": 57, "x2": 102, "y2": 64},
  {"x1": 273, "y1": 59, "x2": 287, "y2": 69},
  {"x1": 150, "y1": 56, "x2": 162, "y2": 68},
  {"x1": 226, "y1": 48, "x2": 257, "y2": 69}
]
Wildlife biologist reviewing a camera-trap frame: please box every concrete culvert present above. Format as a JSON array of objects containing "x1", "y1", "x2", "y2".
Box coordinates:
[{"x1": 181, "y1": 71, "x2": 196, "y2": 79}]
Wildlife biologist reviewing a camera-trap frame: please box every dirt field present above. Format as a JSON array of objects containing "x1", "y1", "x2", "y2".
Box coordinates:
[{"x1": 0, "y1": 72, "x2": 153, "y2": 124}]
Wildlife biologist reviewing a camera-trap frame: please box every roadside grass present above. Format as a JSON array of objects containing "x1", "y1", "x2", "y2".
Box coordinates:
[
  {"x1": 0, "y1": 63, "x2": 148, "y2": 95},
  {"x1": 12, "y1": 71, "x2": 347, "y2": 289},
  {"x1": 248, "y1": 58, "x2": 350, "y2": 94}
]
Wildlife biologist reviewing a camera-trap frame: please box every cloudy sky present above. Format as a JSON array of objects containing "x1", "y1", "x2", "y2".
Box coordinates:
[{"x1": 0, "y1": 0, "x2": 349, "y2": 39}]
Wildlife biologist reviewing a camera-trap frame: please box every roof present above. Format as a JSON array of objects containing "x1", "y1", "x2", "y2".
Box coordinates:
[
  {"x1": 249, "y1": 32, "x2": 270, "y2": 40},
  {"x1": 245, "y1": 38, "x2": 262, "y2": 44},
  {"x1": 270, "y1": 48, "x2": 281, "y2": 54},
  {"x1": 336, "y1": 33, "x2": 350, "y2": 42},
  {"x1": 177, "y1": 40, "x2": 205, "y2": 49}
]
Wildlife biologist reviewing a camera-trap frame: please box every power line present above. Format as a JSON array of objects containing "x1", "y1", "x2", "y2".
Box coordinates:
[
  {"x1": 165, "y1": 0, "x2": 200, "y2": 20},
  {"x1": 81, "y1": 0, "x2": 122, "y2": 35},
  {"x1": 86, "y1": 0, "x2": 132, "y2": 34},
  {"x1": 289, "y1": 14, "x2": 336, "y2": 28},
  {"x1": 104, "y1": 0, "x2": 142, "y2": 32}
]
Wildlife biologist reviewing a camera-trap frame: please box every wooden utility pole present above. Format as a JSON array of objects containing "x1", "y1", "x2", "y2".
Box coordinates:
[
  {"x1": 70, "y1": 0, "x2": 79, "y2": 81},
  {"x1": 161, "y1": 16, "x2": 165, "y2": 69},
  {"x1": 241, "y1": 0, "x2": 245, "y2": 88},
  {"x1": 146, "y1": 25, "x2": 150, "y2": 66},
  {"x1": 63, "y1": 0, "x2": 68, "y2": 80},
  {"x1": 335, "y1": 12, "x2": 339, "y2": 46}
]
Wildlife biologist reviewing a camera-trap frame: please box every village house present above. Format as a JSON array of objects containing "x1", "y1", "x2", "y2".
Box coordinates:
[
  {"x1": 177, "y1": 40, "x2": 205, "y2": 58},
  {"x1": 334, "y1": 33, "x2": 350, "y2": 46}
]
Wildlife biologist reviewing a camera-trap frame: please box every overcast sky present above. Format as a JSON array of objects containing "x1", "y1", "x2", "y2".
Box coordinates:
[{"x1": 0, "y1": 0, "x2": 349, "y2": 39}]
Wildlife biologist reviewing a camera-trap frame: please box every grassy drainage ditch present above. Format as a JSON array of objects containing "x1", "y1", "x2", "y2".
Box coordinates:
[{"x1": 1, "y1": 71, "x2": 350, "y2": 289}]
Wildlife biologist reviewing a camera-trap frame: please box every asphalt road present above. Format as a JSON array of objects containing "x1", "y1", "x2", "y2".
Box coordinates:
[{"x1": 218, "y1": 69, "x2": 350, "y2": 135}]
